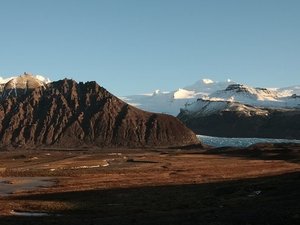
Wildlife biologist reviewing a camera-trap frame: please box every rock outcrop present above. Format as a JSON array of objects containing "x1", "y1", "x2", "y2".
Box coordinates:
[{"x1": 0, "y1": 77, "x2": 200, "y2": 148}]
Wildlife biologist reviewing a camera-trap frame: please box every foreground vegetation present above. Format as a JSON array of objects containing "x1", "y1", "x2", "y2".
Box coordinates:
[{"x1": 0, "y1": 145, "x2": 299, "y2": 225}]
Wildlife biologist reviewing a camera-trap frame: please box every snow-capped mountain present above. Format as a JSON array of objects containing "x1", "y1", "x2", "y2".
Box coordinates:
[
  {"x1": 122, "y1": 79, "x2": 234, "y2": 116},
  {"x1": 0, "y1": 73, "x2": 51, "y2": 85},
  {"x1": 123, "y1": 79, "x2": 300, "y2": 116},
  {"x1": 178, "y1": 82, "x2": 300, "y2": 139},
  {"x1": 183, "y1": 84, "x2": 300, "y2": 116},
  {"x1": 0, "y1": 73, "x2": 51, "y2": 97}
]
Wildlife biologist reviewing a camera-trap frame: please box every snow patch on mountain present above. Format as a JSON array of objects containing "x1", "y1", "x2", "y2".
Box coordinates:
[
  {"x1": 184, "y1": 99, "x2": 230, "y2": 116},
  {"x1": 202, "y1": 78, "x2": 214, "y2": 84},
  {"x1": 0, "y1": 76, "x2": 17, "y2": 84},
  {"x1": 182, "y1": 99, "x2": 270, "y2": 117},
  {"x1": 35, "y1": 75, "x2": 51, "y2": 83},
  {"x1": 209, "y1": 84, "x2": 279, "y2": 103},
  {"x1": 173, "y1": 89, "x2": 196, "y2": 99}
]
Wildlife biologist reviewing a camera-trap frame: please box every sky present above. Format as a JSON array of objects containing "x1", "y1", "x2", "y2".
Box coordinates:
[{"x1": 0, "y1": 0, "x2": 300, "y2": 95}]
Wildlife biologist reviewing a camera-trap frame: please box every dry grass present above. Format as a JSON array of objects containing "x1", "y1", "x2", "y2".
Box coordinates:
[{"x1": 0, "y1": 147, "x2": 299, "y2": 224}]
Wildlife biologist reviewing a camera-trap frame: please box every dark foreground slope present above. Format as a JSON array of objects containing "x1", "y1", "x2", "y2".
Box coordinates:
[
  {"x1": 178, "y1": 108, "x2": 300, "y2": 139},
  {"x1": 0, "y1": 78, "x2": 199, "y2": 148},
  {"x1": 1, "y1": 173, "x2": 299, "y2": 225}
]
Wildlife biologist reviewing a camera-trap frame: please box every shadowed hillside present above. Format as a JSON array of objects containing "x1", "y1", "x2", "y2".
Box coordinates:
[{"x1": 0, "y1": 76, "x2": 199, "y2": 148}]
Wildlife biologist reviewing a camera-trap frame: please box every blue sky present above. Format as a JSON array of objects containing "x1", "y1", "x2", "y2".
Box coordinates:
[{"x1": 1, "y1": 0, "x2": 300, "y2": 95}]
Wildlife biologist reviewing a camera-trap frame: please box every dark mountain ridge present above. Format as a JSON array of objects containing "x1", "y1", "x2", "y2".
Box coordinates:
[
  {"x1": 0, "y1": 77, "x2": 199, "y2": 148},
  {"x1": 178, "y1": 104, "x2": 300, "y2": 139}
]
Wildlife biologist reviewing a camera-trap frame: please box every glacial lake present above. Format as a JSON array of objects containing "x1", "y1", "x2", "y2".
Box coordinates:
[{"x1": 198, "y1": 135, "x2": 300, "y2": 148}]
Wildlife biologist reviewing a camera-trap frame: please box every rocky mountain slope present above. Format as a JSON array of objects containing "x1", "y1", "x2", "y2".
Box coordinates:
[
  {"x1": 178, "y1": 84, "x2": 300, "y2": 139},
  {"x1": 178, "y1": 100, "x2": 300, "y2": 139},
  {"x1": 0, "y1": 75, "x2": 199, "y2": 148}
]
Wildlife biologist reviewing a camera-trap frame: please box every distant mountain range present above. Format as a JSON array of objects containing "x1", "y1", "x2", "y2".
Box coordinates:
[
  {"x1": 0, "y1": 73, "x2": 199, "y2": 148},
  {"x1": 122, "y1": 79, "x2": 300, "y2": 116},
  {"x1": 178, "y1": 83, "x2": 300, "y2": 139},
  {"x1": 183, "y1": 83, "x2": 300, "y2": 116},
  {"x1": 123, "y1": 78, "x2": 300, "y2": 139},
  {"x1": 122, "y1": 79, "x2": 235, "y2": 116}
]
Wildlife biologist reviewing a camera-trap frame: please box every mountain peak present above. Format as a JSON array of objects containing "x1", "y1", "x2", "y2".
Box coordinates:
[
  {"x1": 2, "y1": 74, "x2": 46, "y2": 98},
  {"x1": 221, "y1": 83, "x2": 279, "y2": 101},
  {"x1": 225, "y1": 84, "x2": 250, "y2": 92},
  {"x1": 202, "y1": 78, "x2": 214, "y2": 84}
]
